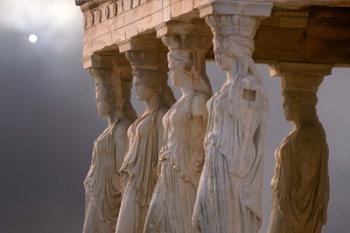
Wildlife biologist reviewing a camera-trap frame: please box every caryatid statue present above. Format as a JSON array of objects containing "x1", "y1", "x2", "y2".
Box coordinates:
[
  {"x1": 267, "y1": 63, "x2": 330, "y2": 233},
  {"x1": 83, "y1": 57, "x2": 137, "y2": 233},
  {"x1": 115, "y1": 46, "x2": 176, "y2": 233},
  {"x1": 193, "y1": 15, "x2": 269, "y2": 233},
  {"x1": 144, "y1": 22, "x2": 213, "y2": 233}
]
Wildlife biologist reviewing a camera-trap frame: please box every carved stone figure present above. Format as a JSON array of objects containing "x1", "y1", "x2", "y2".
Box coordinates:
[
  {"x1": 115, "y1": 61, "x2": 176, "y2": 233},
  {"x1": 83, "y1": 67, "x2": 137, "y2": 233},
  {"x1": 144, "y1": 31, "x2": 212, "y2": 233},
  {"x1": 267, "y1": 67, "x2": 330, "y2": 233},
  {"x1": 193, "y1": 15, "x2": 268, "y2": 233}
]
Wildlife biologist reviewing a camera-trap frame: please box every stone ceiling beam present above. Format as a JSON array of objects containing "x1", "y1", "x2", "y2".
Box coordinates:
[
  {"x1": 197, "y1": 0, "x2": 273, "y2": 18},
  {"x1": 78, "y1": 1, "x2": 350, "y2": 67}
]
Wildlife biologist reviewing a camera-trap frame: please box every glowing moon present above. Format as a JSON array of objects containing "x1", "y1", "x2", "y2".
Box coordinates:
[{"x1": 28, "y1": 34, "x2": 38, "y2": 43}]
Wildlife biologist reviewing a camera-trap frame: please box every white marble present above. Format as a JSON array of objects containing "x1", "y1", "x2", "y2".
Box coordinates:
[
  {"x1": 83, "y1": 67, "x2": 136, "y2": 233},
  {"x1": 193, "y1": 15, "x2": 269, "y2": 233},
  {"x1": 115, "y1": 50, "x2": 175, "y2": 233},
  {"x1": 144, "y1": 28, "x2": 212, "y2": 233}
]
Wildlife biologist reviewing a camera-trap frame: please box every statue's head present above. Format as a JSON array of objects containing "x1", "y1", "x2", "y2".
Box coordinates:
[
  {"x1": 282, "y1": 90, "x2": 318, "y2": 123},
  {"x1": 213, "y1": 35, "x2": 236, "y2": 71},
  {"x1": 281, "y1": 75, "x2": 322, "y2": 124},
  {"x1": 132, "y1": 69, "x2": 175, "y2": 108},
  {"x1": 161, "y1": 32, "x2": 212, "y2": 95},
  {"x1": 133, "y1": 69, "x2": 162, "y2": 101},
  {"x1": 168, "y1": 49, "x2": 212, "y2": 95},
  {"x1": 206, "y1": 15, "x2": 258, "y2": 72},
  {"x1": 168, "y1": 50, "x2": 195, "y2": 86},
  {"x1": 92, "y1": 68, "x2": 136, "y2": 120},
  {"x1": 92, "y1": 70, "x2": 115, "y2": 117}
]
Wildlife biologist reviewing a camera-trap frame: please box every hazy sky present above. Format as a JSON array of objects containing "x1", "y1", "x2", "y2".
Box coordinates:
[{"x1": 0, "y1": 1, "x2": 349, "y2": 233}]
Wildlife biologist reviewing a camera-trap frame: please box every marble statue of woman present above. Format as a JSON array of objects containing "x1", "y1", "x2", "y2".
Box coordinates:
[
  {"x1": 115, "y1": 69, "x2": 176, "y2": 233},
  {"x1": 267, "y1": 90, "x2": 329, "y2": 233},
  {"x1": 83, "y1": 68, "x2": 137, "y2": 233},
  {"x1": 144, "y1": 47, "x2": 212, "y2": 233},
  {"x1": 193, "y1": 15, "x2": 269, "y2": 233}
]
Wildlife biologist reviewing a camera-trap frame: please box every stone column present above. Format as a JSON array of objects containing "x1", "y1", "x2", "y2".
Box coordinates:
[
  {"x1": 138, "y1": 21, "x2": 213, "y2": 233},
  {"x1": 115, "y1": 37, "x2": 175, "y2": 233},
  {"x1": 191, "y1": 2, "x2": 272, "y2": 233},
  {"x1": 268, "y1": 62, "x2": 332, "y2": 233},
  {"x1": 81, "y1": 53, "x2": 136, "y2": 233}
]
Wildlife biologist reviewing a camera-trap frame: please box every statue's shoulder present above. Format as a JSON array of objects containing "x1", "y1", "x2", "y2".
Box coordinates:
[
  {"x1": 295, "y1": 123, "x2": 326, "y2": 149},
  {"x1": 113, "y1": 119, "x2": 131, "y2": 141},
  {"x1": 190, "y1": 92, "x2": 209, "y2": 117},
  {"x1": 241, "y1": 74, "x2": 259, "y2": 87},
  {"x1": 293, "y1": 123, "x2": 327, "y2": 166},
  {"x1": 192, "y1": 91, "x2": 209, "y2": 106},
  {"x1": 300, "y1": 123, "x2": 324, "y2": 137},
  {"x1": 156, "y1": 107, "x2": 168, "y2": 125}
]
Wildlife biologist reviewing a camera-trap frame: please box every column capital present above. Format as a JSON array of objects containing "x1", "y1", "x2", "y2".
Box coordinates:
[
  {"x1": 118, "y1": 37, "x2": 168, "y2": 72},
  {"x1": 83, "y1": 53, "x2": 133, "y2": 89},
  {"x1": 197, "y1": 0, "x2": 273, "y2": 18},
  {"x1": 88, "y1": 66, "x2": 113, "y2": 83},
  {"x1": 83, "y1": 54, "x2": 114, "y2": 69},
  {"x1": 156, "y1": 20, "x2": 212, "y2": 51},
  {"x1": 118, "y1": 36, "x2": 163, "y2": 53},
  {"x1": 82, "y1": 53, "x2": 130, "y2": 69},
  {"x1": 270, "y1": 62, "x2": 333, "y2": 93},
  {"x1": 156, "y1": 21, "x2": 195, "y2": 38},
  {"x1": 270, "y1": 62, "x2": 333, "y2": 77}
]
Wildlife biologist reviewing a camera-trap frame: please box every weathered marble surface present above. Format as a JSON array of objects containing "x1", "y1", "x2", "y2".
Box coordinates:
[
  {"x1": 274, "y1": 0, "x2": 350, "y2": 8},
  {"x1": 193, "y1": 14, "x2": 269, "y2": 233},
  {"x1": 144, "y1": 23, "x2": 212, "y2": 233},
  {"x1": 83, "y1": 66, "x2": 136, "y2": 233},
  {"x1": 115, "y1": 48, "x2": 176, "y2": 233},
  {"x1": 75, "y1": 1, "x2": 341, "y2": 232},
  {"x1": 267, "y1": 63, "x2": 331, "y2": 233},
  {"x1": 78, "y1": 0, "x2": 350, "y2": 67}
]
